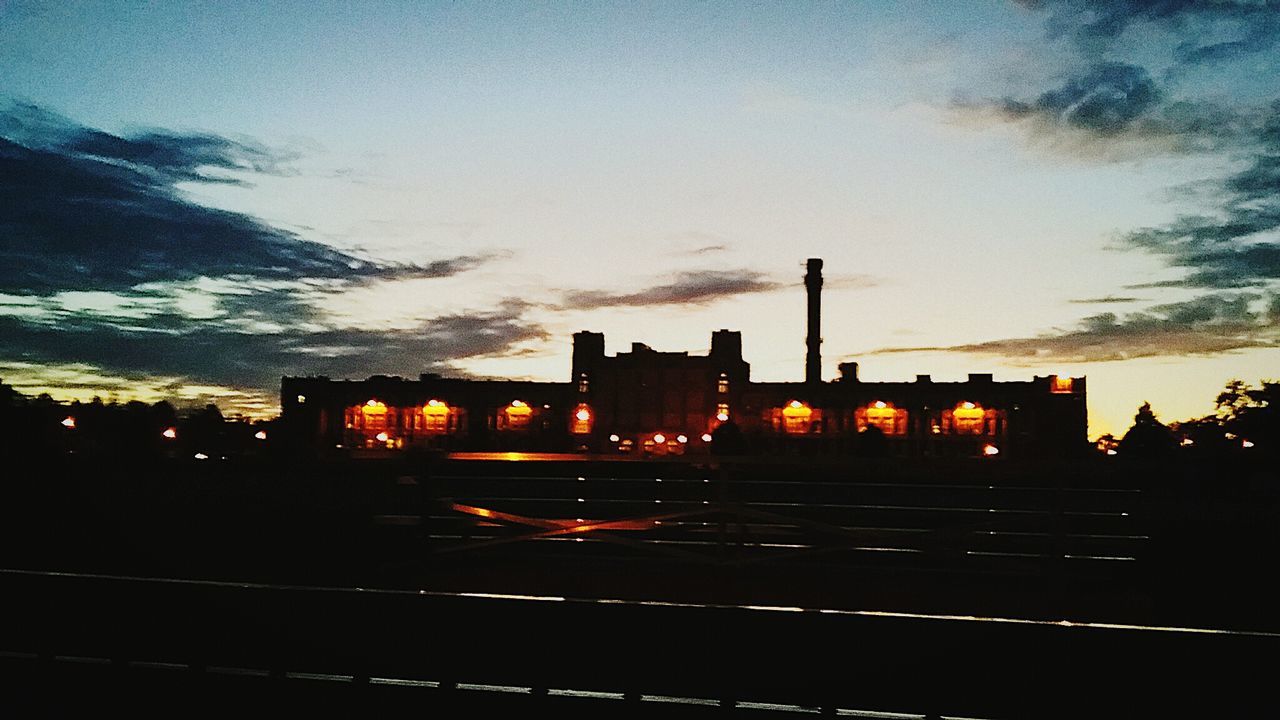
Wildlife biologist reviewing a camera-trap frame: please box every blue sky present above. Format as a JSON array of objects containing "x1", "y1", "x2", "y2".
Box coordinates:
[{"x1": 3, "y1": 0, "x2": 1279, "y2": 436}]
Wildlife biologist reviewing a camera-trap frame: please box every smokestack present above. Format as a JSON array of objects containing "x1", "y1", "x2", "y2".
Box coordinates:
[{"x1": 804, "y1": 258, "x2": 823, "y2": 384}]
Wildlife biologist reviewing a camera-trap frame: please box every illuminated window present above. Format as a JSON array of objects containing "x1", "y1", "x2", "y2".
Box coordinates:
[
  {"x1": 950, "y1": 402, "x2": 984, "y2": 434},
  {"x1": 781, "y1": 400, "x2": 813, "y2": 434},
  {"x1": 296, "y1": 394, "x2": 306, "y2": 404},
  {"x1": 1051, "y1": 376, "x2": 1073, "y2": 394},
  {"x1": 857, "y1": 401, "x2": 907, "y2": 436},
  {"x1": 571, "y1": 404, "x2": 593, "y2": 434},
  {"x1": 715, "y1": 403, "x2": 730, "y2": 422},
  {"x1": 500, "y1": 400, "x2": 533, "y2": 430},
  {"x1": 361, "y1": 400, "x2": 388, "y2": 431},
  {"x1": 578, "y1": 373, "x2": 590, "y2": 394},
  {"x1": 423, "y1": 400, "x2": 449, "y2": 433},
  {"x1": 717, "y1": 374, "x2": 729, "y2": 394}
]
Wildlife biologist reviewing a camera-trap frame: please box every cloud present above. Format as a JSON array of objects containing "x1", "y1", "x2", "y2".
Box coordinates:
[
  {"x1": 560, "y1": 269, "x2": 784, "y2": 309},
  {"x1": 1068, "y1": 295, "x2": 1143, "y2": 304},
  {"x1": 998, "y1": 62, "x2": 1161, "y2": 136},
  {"x1": 957, "y1": 65, "x2": 1255, "y2": 153},
  {"x1": 0, "y1": 300, "x2": 547, "y2": 390},
  {"x1": 0, "y1": 102, "x2": 487, "y2": 295},
  {"x1": 869, "y1": 292, "x2": 1278, "y2": 363},
  {"x1": 1014, "y1": 0, "x2": 1280, "y2": 64},
  {"x1": 1119, "y1": 101, "x2": 1280, "y2": 289}
]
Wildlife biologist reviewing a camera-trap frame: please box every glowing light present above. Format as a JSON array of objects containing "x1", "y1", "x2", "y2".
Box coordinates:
[
  {"x1": 254, "y1": 430, "x2": 267, "y2": 440},
  {"x1": 608, "y1": 434, "x2": 620, "y2": 442},
  {"x1": 873, "y1": 401, "x2": 887, "y2": 409},
  {"x1": 653, "y1": 433, "x2": 666, "y2": 444},
  {"x1": 961, "y1": 401, "x2": 976, "y2": 410},
  {"x1": 61, "y1": 416, "x2": 76, "y2": 429},
  {"x1": 375, "y1": 432, "x2": 389, "y2": 442},
  {"x1": 676, "y1": 434, "x2": 688, "y2": 444},
  {"x1": 365, "y1": 399, "x2": 384, "y2": 408},
  {"x1": 427, "y1": 399, "x2": 443, "y2": 407},
  {"x1": 576, "y1": 408, "x2": 591, "y2": 422},
  {"x1": 1243, "y1": 440, "x2": 1255, "y2": 448},
  {"x1": 1106, "y1": 449, "x2": 1118, "y2": 456},
  {"x1": 982, "y1": 444, "x2": 1000, "y2": 456},
  {"x1": 510, "y1": 399, "x2": 526, "y2": 408},
  {"x1": 296, "y1": 395, "x2": 306, "y2": 403},
  {"x1": 194, "y1": 453, "x2": 208, "y2": 460},
  {"x1": 716, "y1": 413, "x2": 729, "y2": 422},
  {"x1": 788, "y1": 400, "x2": 803, "y2": 409},
  {"x1": 1181, "y1": 438, "x2": 1194, "y2": 447},
  {"x1": 162, "y1": 427, "x2": 177, "y2": 439},
  {"x1": 701, "y1": 433, "x2": 713, "y2": 442}
]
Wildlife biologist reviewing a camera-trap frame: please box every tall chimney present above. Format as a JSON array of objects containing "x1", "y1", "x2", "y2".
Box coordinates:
[{"x1": 804, "y1": 258, "x2": 823, "y2": 384}]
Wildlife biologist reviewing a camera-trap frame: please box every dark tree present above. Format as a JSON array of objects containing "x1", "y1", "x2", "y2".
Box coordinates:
[{"x1": 1118, "y1": 402, "x2": 1177, "y2": 458}]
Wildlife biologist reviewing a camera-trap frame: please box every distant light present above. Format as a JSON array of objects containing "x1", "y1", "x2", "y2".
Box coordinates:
[
  {"x1": 873, "y1": 401, "x2": 887, "y2": 409},
  {"x1": 608, "y1": 434, "x2": 620, "y2": 442},
  {"x1": 576, "y1": 408, "x2": 591, "y2": 422},
  {"x1": 162, "y1": 427, "x2": 177, "y2": 439},
  {"x1": 61, "y1": 416, "x2": 76, "y2": 429},
  {"x1": 701, "y1": 433, "x2": 713, "y2": 442},
  {"x1": 511, "y1": 399, "x2": 526, "y2": 408},
  {"x1": 982, "y1": 444, "x2": 1000, "y2": 456},
  {"x1": 1243, "y1": 440, "x2": 1255, "y2": 449},
  {"x1": 254, "y1": 430, "x2": 267, "y2": 441},
  {"x1": 1181, "y1": 438, "x2": 1194, "y2": 447},
  {"x1": 716, "y1": 412, "x2": 729, "y2": 422},
  {"x1": 366, "y1": 399, "x2": 383, "y2": 408},
  {"x1": 543, "y1": 404, "x2": 551, "y2": 409},
  {"x1": 1106, "y1": 449, "x2": 1118, "y2": 456},
  {"x1": 194, "y1": 453, "x2": 208, "y2": 460},
  {"x1": 676, "y1": 434, "x2": 688, "y2": 444},
  {"x1": 296, "y1": 395, "x2": 306, "y2": 403},
  {"x1": 427, "y1": 399, "x2": 443, "y2": 407},
  {"x1": 653, "y1": 433, "x2": 666, "y2": 444},
  {"x1": 788, "y1": 400, "x2": 803, "y2": 409},
  {"x1": 961, "y1": 401, "x2": 976, "y2": 410},
  {"x1": 375, "y1": 432, "x2": 389, "y2": 442}
]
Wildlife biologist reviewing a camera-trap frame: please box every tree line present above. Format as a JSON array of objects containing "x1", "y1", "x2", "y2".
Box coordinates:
[
  {"x1": 0, "y1": 379, "x2": 273, "y2": 458},
  {"x1": 1099, "y1": 379, "x2": 1277, "y2": 459}
]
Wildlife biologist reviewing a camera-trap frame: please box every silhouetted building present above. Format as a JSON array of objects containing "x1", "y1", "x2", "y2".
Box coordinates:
[{"x1": 281, "y1": 259, "x2": 1087, "y2": 458}]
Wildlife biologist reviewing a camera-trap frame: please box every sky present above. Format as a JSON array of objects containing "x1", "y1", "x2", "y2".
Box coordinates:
[{"x1": 2, "y1": 0, "x2": 1279, "y2": 437}]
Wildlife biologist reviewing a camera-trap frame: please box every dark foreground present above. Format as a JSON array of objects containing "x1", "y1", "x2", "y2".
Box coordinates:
[{"x1": 3, "y1": 454, "x2": 1278, "y2": 716}]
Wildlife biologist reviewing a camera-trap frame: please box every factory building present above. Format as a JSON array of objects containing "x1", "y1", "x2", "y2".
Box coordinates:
[{"x1": 281, "y1": 259, "x2": 1087, "y2": 458}]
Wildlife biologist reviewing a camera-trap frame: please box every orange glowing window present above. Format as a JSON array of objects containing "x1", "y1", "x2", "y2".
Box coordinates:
[
  {"x1": 715, "y1": 402, "x2": 730, "y2": 422},
  {"x1": 717, "y1": 374, "x2": 729, "y2": 394},
  {"x1": 501, "y1": 400, "x2": 533, "y2": 430},
  {"x1": 857, "y1": 401, "x2": 907, "y2": 436},
  {"x1": 571, "y1": 404, "x2": 593, "y2": 434},
  {"x1": 361, "y1": 399, "x2": 389, "y2": 431},
  {"x1": 951, "y1": 402, "x2": 985, "y2": 435},
  {"x1": 782, "y1": 400, "x2": 813, "y2": 434},
  {"x1": 1051, "y1": 376, "x2": 1073, "y2": 394},
  {"x1": 423, "y1": 400, "x2": 449, "y2": 433}
]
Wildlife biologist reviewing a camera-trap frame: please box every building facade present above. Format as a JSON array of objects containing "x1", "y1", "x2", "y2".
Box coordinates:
[{"x1": 280, "y1": 260, "x2": 1087, "y2": 458}]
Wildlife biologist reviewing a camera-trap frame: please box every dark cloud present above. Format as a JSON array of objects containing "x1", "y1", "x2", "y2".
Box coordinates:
[
  {"x1": 1120, "y1": 102, "x2": 1280, "y2": 289},
  {"x1": 1068, "y1": 295, "x2": 1143, "y2": 304},
  {"x1": 0, "y1": 102, "x2": 486, "y2": 294},
  {"x1": 870, "y1": 293, "x2": 1278, "y2": 362},
  {"x1": 1015, "y1": 0, "x2": 1280, "y2": 63},
  {"x1": 967, "y1": 65, "x2": 1253, "y2": 150},
  {"x1": 998, "y1": 62, "x2": 1161, "y2": 135},
  {"x1": 0, "y1": 301, "x2": 546, "y2": 390},
  {"x1": 687, "y1": 244, "x2": 728, "y2": 255},
  {"x1": 560, "y1": 269, "x2": 783, "y2": 309}
]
